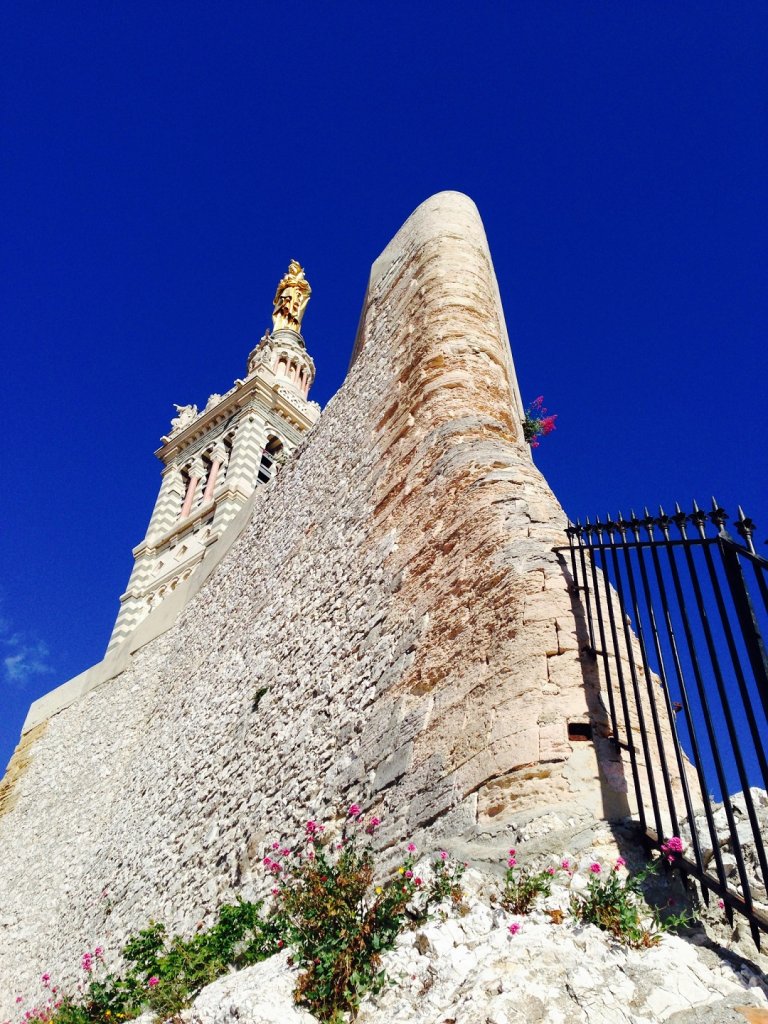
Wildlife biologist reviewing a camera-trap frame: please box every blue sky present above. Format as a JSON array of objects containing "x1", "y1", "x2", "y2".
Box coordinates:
[{"x1": 1, "y1": 2, "x2": 766, "y2": 772}]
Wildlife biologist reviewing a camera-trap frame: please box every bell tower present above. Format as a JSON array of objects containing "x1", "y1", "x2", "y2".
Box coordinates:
[{"x1": 107, "y1": 262, "x2": 321, "y2": 652}]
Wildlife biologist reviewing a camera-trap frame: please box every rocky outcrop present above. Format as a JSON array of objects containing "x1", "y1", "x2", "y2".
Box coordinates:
[{"x1": 182, "y1": 866, "x2": 768, "y2": 1024}]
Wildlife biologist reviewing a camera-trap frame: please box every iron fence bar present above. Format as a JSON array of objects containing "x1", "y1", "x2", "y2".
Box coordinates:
[
  {"x1": 575, "y1": 537, "x2": 715, "y2": 552},
  {"x1": 555, "y1": 500, "x2": 768, "y2": 945},
  {"x1": 674, "y1": 853, "x2": 768, "y2": 938},
  {"x1": 583, "y1": 521, "x2": 621, "y2": 744},
  {"x1": 689, "y1": 512, "x2": 768, "y2": 913},
  {"x1": 640, "y1": 511, "x2": 709, "y2": 885},
  {"x1": 605, "y1": 516, "x2": 665, "y2": 838},
  {"x1": 671, "y1": 509, "x2": 754, "y2": 912},
  {"x1": 626, "y1": 513, "x2": 682, "y2": 837},
  {"x1": 616, "y1": 515, "x2": 678, "y2": 839},
  {"x1": 643, "y1": 513, "x2": 733, "y2": 904},
  {"x1": 591, "y1": 523, "x2": 646, "y2": 828},
  {"x1": 574, "y1": 522, "x2": 597, "y2": 655},
  {"x1": 754, "y1": 559, "x2": 768, "y2": 618},
  {"x1": 703, "y1": 530, "x2": 768, "y2": 791},
  {"x1": 718, "y1": 532, "x2": 768, "y2": 728}
]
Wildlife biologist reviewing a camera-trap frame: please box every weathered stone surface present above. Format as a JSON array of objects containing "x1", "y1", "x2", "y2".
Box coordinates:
[
  {"x1": 0, "y1": 193, "x2": 691, "y2": 1013},
  {"x1": 178, "y1": 868, "x2": 768, "y2": 1024}
]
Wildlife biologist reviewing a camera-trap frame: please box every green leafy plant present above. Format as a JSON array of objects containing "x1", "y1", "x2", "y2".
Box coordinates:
[
  {"x1": 251, "y1": 686, "x2": 269, "y2": 711},
  {"x1": 9, "y1": 900, "x2": 280, "y2": 1024},
  {"x1": 501, "y1": 849, "x2": 559, "y2": 914},
  {"x1": 522, "y1": 395, "x2": 558, "y2": 448},
  {"x1": 266, "y1": 807, "x2": 465, "y2": 1022},
  {"x1": 123, "y1": 899, "x2": 281, "y2": 1019},
  {"x1": 569, "y1": 846, "x2": 691, "y2": 948}
]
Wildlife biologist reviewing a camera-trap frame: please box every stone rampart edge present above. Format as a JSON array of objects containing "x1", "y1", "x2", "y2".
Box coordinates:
[{"x1": 21, "y1": 484, "x2": 264, "y2": 735}]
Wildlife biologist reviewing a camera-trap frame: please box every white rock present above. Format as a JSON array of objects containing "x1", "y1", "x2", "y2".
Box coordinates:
[{"x1": 188, "y1": 953, "x2": 315, "y2": 1024}]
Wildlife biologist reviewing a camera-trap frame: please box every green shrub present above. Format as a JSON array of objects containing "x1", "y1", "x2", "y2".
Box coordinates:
[
  {"x1": 501, "y1": 849, "x2": 559, "y2": 914},
  {"x1": 266, "y1": 808, "x2": 465, "y2": 1022},
  {"x1": 569, "y1": 852, "x2": 691, "y2": 947}
]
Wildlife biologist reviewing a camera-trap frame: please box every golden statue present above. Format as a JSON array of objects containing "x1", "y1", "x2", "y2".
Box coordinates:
[{"x1": 272, "y1": 260, "x2": 311, "y2": 333}]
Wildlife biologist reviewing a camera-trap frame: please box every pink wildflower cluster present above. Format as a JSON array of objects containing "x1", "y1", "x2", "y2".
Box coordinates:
[
  {"x1": 79, "y1": 947, "x2": 103, "y2": 974},
  {"x1": 523, "y1": 396, "x2": 558, "y2": 448},
  {"x1": 9, "y1": 972, "x2": 64, "y2": 1024},
  {"x1": 660, "y1": 836, "x2": 684, "y2": 863},
  {"x1": 507, "y1": 848, "x2": 517, "y2": 869},
  {"x1": 262, "y1": 803, "x2": 385, "y2": 894}
]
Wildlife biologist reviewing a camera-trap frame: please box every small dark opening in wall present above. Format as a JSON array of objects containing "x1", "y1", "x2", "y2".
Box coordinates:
[{"x1": 568, "y1": 722, "x2": 593, "y2": 742}]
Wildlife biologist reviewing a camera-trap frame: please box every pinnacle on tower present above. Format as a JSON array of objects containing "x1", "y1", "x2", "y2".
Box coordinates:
[{"x1": 106, "y1": 264, "x2": 321, "y2": 651}]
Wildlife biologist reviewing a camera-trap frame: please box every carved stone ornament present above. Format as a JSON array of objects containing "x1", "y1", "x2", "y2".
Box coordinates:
[{"x1": 169, "y1": 403, "x2": 199, "y2": 434}]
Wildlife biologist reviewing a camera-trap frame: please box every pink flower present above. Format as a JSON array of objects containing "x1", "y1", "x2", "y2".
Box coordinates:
[
  {"x1": 508, "y1": 848, "x2": 516, "y2": 857},
  {"x1": 94, "y1": 947, "x2": 104, "y2": 959},
  {"x1": 41, "y1": 974, "x2": 51, "y2": 986},
  {"x1": 348, "y1": 803, "x2": 361, "y2": 818},
  {"x1": 271, "y1": 887, "x2": 280, "y2": 896},
  {"x1": 305, "y1": 820, "x2": 318, "y2": 834},
  {"x1": 561, "y1": 859, "x2": 570, "y2": 871},
  {"x1": 589, "y1": 862, "x2": 601, "y2": 874},
  {"x1": 15, "y1": 997, "x2": 23, "y2": 1005},
  {"x1": 148, "y1": 976, "x2": 159, "y2": 988},
  {"x1": 507, "y1": 857, "x2": 517, "y2": 868},
  {"x1": 661, "y1": 836, "x2": 684, "y2": 857},
  {"x1": 440, "y1": 850, "x2": 448, "y2": 861},
  {"x1": 718, "y1": 899, "x2": 725, "y2": 910},
  {"x1": 414, "y1": 877, "x2": 423, "y2": 886},
  {"x1": 405, "y1": 870, "x2": 413, "y2": 879},
  {"x1": 541, "y1": 415, "x2": 558, "y2": 435},
  {"x1": 272, "y1": 841, "x2": 280, "y2": 850},
  {"x1": 546, "y1": 867, "x2": 555, "y2": 875},
  {"x1": 407, "y1": 842, "x2": 416, "y2": 852},
  {"x1": 365, "y1": 816, "x2": 381, "y2": 835},
  {"x1": 508, "y1": 922, "x2": 521, "y2": 935}
]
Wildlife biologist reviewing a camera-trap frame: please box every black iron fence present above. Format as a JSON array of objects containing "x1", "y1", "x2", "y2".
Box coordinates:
[{"x1": 555, "y1": 501, "x2": 768, "y2": 946}]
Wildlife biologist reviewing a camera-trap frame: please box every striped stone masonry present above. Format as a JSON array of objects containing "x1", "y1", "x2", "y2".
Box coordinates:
[{"x1": 107, "y1": 318, "x2": 321, "y2": 652}]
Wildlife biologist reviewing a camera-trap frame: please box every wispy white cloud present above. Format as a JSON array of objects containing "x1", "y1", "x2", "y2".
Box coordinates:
[{"x1": 0, "y1": 600, "x2": 52, "y2": 688}]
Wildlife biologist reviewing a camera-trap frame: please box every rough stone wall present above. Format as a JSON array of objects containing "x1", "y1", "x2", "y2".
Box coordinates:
[{"x1": 0, "y1": 192, "x2": 648, "y2": 1011}]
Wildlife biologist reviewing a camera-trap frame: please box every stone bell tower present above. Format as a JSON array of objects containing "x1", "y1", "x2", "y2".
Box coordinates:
[{"x1": 107, "y1": 262, "x2": 321, "y2": 651}]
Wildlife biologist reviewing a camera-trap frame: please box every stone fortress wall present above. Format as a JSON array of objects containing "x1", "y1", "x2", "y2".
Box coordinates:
[{"x1": 0, "y1": 193, "x2": 668, "y2": 1012}]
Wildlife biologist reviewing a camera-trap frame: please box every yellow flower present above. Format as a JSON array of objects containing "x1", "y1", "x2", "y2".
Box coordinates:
[
  {"x1": 375, "y1": 886, "x2": 383, "y2": 894},
  {"x1": 398, "y1": 867, "x2": 405, "y2": 874}
]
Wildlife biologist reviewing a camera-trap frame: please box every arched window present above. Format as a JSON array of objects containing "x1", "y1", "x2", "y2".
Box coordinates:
[{"x1": 258, "y1": 436, "x2": 284, "y2": 484}]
